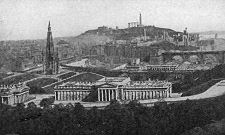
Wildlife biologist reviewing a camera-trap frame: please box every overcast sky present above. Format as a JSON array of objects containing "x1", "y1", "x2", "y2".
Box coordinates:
[{"x1": 0, "y1": 0, "x2": 225, "y2": 40}]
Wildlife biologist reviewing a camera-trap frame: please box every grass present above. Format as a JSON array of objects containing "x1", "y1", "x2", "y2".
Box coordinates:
[
  {"x1": 0, "y1": 73, "x2": 38, "y2": 85},
  {"x1": 27, "y1": 78, "x2": 58, "y2": 88},
  {"x1": 181, "y1": 78, "x2": 223, "y2": 97},
  {"x1": 68, "y1": 72, "x2": 104, "y2": 82},
  {"x1": 57, "y1": 72, "x2": 76, "y2": 80},
  {"x1": 0, "y1": 73, "x2": 12, "y2": 80}
]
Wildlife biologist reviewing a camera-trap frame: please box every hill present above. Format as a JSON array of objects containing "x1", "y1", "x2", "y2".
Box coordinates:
[{"x1": 196, "y1": 30, "x2": 225, "y2": 35}]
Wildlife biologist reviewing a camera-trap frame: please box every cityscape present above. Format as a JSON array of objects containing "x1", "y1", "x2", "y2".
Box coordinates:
[{"x1": 1, "y1": 0, "x2": 225, "y2": 135}]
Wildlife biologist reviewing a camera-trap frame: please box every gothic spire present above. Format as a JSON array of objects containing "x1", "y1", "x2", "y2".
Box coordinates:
[{"x1": 48, "y1": 21, "x2": 51, "y2": 31}]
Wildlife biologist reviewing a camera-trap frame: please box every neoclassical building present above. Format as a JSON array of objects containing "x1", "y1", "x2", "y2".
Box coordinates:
[
  {"x1": 0, "y1": 83, "x2": 30, "y2": 105},
  {"x1": 97, "y1": 79, "x2": 172, "y2": 102},
  {"x1": 54, "y1": 82, "x2": 94, "y2": 101},
  {"x1": 146, "y1": 65, "x2": 178, "y2": 72},
  {"x1": 54, "y1": 77, "x2": 172, "y2": 102}
]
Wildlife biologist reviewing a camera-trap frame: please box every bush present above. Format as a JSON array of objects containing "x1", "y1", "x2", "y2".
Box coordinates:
[
  {"x1": 29, "y1": 86, "x2": 46, "y2": 94},
  {"x1": 39, "y1": 97, "x2": 54, "y2": 108}
]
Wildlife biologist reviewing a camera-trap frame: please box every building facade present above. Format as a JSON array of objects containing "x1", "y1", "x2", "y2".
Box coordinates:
[
  {"x1": 54, "y1": 82, "x2": 94, "y2": 101},
  {"x1": 0, "y1": 83, "x2": 30, "y2": 105},
  {"x1": 146, "y1": 65, "x2": 178, "y2": 72},
  {"x1": 97, "y1": 79, "x2": 172, "y2": 102},
  {"x1": 54, "y1": 77, "x2": 172, "y2": 102}
]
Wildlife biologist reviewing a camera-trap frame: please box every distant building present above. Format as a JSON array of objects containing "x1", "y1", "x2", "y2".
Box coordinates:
[
  {"x1": 183, "y1": 27, "x2": 189, "y2": 46},
  {"x1": 146, "y1": 65, "x2": 178, "y2": 72},
  {"x1": 56, "y1": 40, "x2": 74, "y2": 60},
  {"x1": 0, "y1": 83, "x2": 30, "y2": 105},
  {"x1": 43, "y1": 21, "x2": 59, "y2": 75},
  {"x1": 128, "y1": 13, "x2": 144, "y2": 28}
]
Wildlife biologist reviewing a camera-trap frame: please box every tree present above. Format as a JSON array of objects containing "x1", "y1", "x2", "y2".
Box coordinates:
[
  {"x1": 27, "y1": 102, "x2": 37, "y2": 109},
  {"x1": 39, "y1": 97, "x2": 54, "y2": 108}
]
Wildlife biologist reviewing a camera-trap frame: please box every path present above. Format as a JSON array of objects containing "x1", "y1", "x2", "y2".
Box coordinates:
[{"x1": 140, "y1": 80, "x2": 225, "y2": 104}]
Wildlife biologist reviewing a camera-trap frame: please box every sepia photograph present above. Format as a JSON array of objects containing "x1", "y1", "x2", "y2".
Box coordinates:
[{"x1": 0, "y1": 0, "x2": 225, "y2": 134}]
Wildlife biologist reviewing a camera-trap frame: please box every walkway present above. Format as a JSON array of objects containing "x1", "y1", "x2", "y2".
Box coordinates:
[{"x1": 140, "y1": 80, "x2": 225, "y2": 104}]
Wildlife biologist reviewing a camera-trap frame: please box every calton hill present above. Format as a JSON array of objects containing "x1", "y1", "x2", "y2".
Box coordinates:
[{"x1": 1, "y1": 63, "x2": 225, "y2": 134}]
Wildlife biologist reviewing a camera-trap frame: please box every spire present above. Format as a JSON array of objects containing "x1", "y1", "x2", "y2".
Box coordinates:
[
  {"x1": 139, "y1": 13, "x2": 142, "y2": 26},
  {"x1": 48, "y1": 21, "x2": 51, "y2": 31}
]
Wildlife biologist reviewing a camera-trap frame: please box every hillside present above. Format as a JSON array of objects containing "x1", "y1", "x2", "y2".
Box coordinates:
[
  {"x1": 1, "y1": 25, "x2": 180, "y2": 49},
  {"x1": 83, "y1": 25, "x2": 177, "y2": 40}
]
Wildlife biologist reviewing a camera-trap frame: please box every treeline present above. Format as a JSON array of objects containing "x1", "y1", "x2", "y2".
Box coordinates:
[
  {"x1": 174, "y1": 64, "x2": 225, "y2": 93},
  {"x1": 1, "y1": 94, "x2": 225, "y2": 135}
]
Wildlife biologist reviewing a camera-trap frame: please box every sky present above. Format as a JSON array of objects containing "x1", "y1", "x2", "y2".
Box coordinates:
[{"x1": 0, "y1": 0, "x2": 225, "y2": 40}]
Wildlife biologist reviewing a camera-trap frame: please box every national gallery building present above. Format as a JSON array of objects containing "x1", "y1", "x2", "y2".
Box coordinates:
[{"x1": 54, "y1": 77, "x2": 172, "y2": 102}]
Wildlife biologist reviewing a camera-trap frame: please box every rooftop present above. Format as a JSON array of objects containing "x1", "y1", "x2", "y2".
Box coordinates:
[
  {"x1": 0, "y1": 83, "x2": 29, "y2": 96},
  {"x1": 96, "y1": 77, "x2": 131, "y2": 85}
]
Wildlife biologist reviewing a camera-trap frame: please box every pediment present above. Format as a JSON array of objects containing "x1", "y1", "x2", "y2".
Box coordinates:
[{"x1": 98, "y1": 83, "x2": 118, "y2": 88}]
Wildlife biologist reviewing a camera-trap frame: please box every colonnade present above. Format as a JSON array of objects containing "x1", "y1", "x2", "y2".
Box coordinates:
[
  {"x1": 128, "y1": 22, "x2": 139, "y2": 28},
  {"x1": 55, "y1": 90, "x2": 91, "y2": 101},
  {"x1": 122, "y1": 90, "x2": 169, "y2": 100},
  {"x1": 98, "y1": 89, "x2": 117, "y2": 101},
  {"x1": 147, "y1": 66, "x2": 177, "y2": 71},
  {"x1": 15, "y1": 91, "x2": 29, "y2": 104},
  {"x1": 97, "y1": 88, "x2": 171, "y2": 102}
]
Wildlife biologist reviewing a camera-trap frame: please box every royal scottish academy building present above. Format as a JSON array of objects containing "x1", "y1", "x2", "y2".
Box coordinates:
[{"x1": 0, "y1": 83, "x2": 30, "y2": 105}]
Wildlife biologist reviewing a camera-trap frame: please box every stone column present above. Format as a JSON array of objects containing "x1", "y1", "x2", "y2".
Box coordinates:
[
  {"x1": 76, "y1": 92, "x2": 78, "y2": 100},
  {"x1": 101, "y1": 90, "x2": 104, "y2": 101},
  {"x1": 145, "y1": 91, "x2": 148, "y2": 99},
  {"x1": 115, "y1": 89, "x2": 118, "y2": 100},
  {"x1": 143, "y1": 91, "x2": 146, "y2": 99},
  {"x1": 98, "y1": 89, "x2": 100, "y2": 101},
  {"x1": 148, "y1": 91, "x2": 150, "y2": 99},
  {"x1": 128, "y1": 91, "x2": 131, "y2": 100},
  {"x1": 112, "y1": 90, "x2": 114, "y2": 100},
  {"x1": 62, "y1": 91, "x2": 64, "y2": 101},
  {"x1": 57, "y1": 91, "x2": 59, "y2": 100},
  {"x1": 55, "y1": 91, "x2": 57, "y2": 100},
  {"x1": 64, "y1": 91, "x2": 66, "y2": 100},
  {"x1": 108, "y1": 90, "x2": 111, "y2": 101},
  {"x1": 77, "y1": 92, "x2": 79, "y2": 100},
  {"x1": 72, "y1": 92, "x2": 74, "y2": 100},
  {"x1": 68, "y1": 92, "x2": 70, "y2": 100},
  {"x1": 81, "y1": 91, "x2": 83, "y2": 100},
  {"x1": 60, "y1": 91, "x2": 62, "y2": 100}
]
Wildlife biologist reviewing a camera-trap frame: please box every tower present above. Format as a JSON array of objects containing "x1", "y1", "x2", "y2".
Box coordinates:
[
  {"x1": 44, "y1": 21, "x2": 58, "y2": 75},
  {"x1": 139, "y1": 13, "x2": 142, "y2": 26}
]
